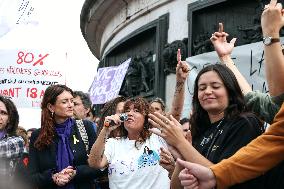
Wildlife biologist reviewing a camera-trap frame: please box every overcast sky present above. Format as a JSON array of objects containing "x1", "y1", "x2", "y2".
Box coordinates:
[{"x1": 0, "y1": 0, "x2": 99, "y2": 129}]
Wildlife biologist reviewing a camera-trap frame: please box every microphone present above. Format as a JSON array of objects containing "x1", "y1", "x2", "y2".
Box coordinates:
[{"x1": 104, "y1": 113, "x2": 128, "y2": 127}]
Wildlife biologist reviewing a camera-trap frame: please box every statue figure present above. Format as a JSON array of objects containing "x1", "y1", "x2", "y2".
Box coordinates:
[
  {"x1": 123, "y1": 55, "x2": 150, "y2": 96},
  {"x1": 163, "y1": 39, "x2": 188, "y2": 74}
]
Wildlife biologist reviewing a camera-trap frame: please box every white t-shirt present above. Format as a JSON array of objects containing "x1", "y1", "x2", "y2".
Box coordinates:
[{"x1": 104, "y1": 134, "x2": 170, "y2": 189}]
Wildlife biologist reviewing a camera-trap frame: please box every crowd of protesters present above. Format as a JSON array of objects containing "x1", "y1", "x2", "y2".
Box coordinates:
[{"x1": 2, "y1": 0, "x2": 284, "y2": 188}]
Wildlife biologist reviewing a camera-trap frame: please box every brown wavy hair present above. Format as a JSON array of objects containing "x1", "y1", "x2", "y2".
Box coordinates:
[
  {"x1": 34, "y1": 84, "x2": 73, "y2": 150},
  {"x1": 118, "y1": 97, "x2": 152, "y2": 149}
]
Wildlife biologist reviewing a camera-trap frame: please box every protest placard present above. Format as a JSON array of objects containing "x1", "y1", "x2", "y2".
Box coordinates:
[
  {"x1": 0, "y1": 49, "x2": 66, "y2": 108},
  {"x1": 89, "y1": 58, "x2": 131, "y2": 104}
]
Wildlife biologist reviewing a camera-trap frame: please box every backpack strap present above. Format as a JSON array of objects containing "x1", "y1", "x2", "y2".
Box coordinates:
[{"x1": 76, "y1": 119, "x2": 89, "y2": 154}]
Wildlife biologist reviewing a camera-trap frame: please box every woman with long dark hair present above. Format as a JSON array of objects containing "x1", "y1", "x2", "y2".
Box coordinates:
[
  {"x1": 149, "y1": 64, "x2": 264, "y2": 188},
  {"x1": 28, "y1": 84, "x2": 101, "y2": 189}
]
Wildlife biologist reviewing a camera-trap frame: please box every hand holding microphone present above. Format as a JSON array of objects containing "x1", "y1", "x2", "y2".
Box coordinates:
[{"x1": 104, "y1": 113, "x2": 128, "y2": 128}]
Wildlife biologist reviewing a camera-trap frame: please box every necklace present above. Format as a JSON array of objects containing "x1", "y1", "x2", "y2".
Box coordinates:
[{"x1": 205, "y1": 118, "x2": 224, "y2": 158}]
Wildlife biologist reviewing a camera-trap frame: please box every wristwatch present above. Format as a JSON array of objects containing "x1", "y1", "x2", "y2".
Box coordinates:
[{"x1": 263, "y1": 36, "x2": 280, "y2": 45}]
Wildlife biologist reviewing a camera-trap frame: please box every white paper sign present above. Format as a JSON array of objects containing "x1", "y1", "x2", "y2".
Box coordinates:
[{"x1": 0, "y1": 49, "x2": 66, "y2": 108}]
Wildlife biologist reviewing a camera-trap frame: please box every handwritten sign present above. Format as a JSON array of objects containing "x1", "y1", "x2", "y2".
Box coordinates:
[
  {"x1": 0, "y1": 49, "x2": 66, "y2": 108},
  {"x1": 182, "y1": 39, "x2": 284, "y2": 118},
  {"x1": 89, "y1": 58, "x2": 131, "y2": 104}
]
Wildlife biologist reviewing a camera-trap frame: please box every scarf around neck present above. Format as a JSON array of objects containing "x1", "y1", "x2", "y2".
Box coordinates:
[
  {"x1": 0, "y1": 130, "x2": 6, "y2": 140},
  {"x1": 55, "y1": 118, "x2": 75, "y2": 189}
]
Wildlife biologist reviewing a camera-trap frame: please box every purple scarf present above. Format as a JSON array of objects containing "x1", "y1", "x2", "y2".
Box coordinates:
[
  {"x1": 55, "y1": 118, "x2": 75, "y2": 189},
  {"x1": 0, "y1": 131, "x2": 6, "y2": 140}
]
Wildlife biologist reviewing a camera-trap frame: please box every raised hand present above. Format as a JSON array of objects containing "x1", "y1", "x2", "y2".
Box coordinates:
[
  {"x1": 176, "y1": 61, "x2": 190, "y2": 81},
  {"x1": 261, "y1": 0, "x2": 284, "y2": 37},
  {"x1": 176, "y1": 49, "x2": 190, "y2": 81},
  {"x1": 210, "y1": 23, "x2": 236, "y2": 58}
]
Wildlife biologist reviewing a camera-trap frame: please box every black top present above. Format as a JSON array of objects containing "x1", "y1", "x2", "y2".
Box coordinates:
[
  {"x1": 193, "y1": 114, "x2": 267, "y2": 189},
  {"x1": 193, "y1": 114, "x2": 263, "y2": 163},
  {"x1": 28, "y1": 119, "x2": 103, "y2": 189}
]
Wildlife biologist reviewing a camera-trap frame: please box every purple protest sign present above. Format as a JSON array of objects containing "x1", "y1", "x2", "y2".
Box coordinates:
[{"x1": 89, "y1": 58, "x2": 131, "y2": 104}]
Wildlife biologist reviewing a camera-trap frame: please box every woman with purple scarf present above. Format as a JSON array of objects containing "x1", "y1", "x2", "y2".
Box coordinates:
[{"x1": 28, "y1": 84, "x2": 101, "y2": 189}]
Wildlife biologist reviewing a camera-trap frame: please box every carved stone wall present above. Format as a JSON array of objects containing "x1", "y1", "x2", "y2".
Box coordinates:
[
  {"x1": 99, "y1": 14, "x2": 168, "y2": 100},
  {"x1": 188, "y1": 0, "x2": 283, "y2": 56},
  {"x1": 162, "y1": 38, "x2": 188, "y2": 74},
  {"x1": 120, "y1": 49, "x2": 155, "y2": 97}
]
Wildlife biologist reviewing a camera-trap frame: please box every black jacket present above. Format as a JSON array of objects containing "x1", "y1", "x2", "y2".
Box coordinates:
[{"x1": 28, "y1": 119, "x2": 102, "y2": 189}]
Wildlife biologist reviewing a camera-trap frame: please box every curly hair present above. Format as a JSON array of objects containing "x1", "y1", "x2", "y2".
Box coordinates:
[
  {"x1": 34, "y1": 84, "x2": 73, "y2": 150},
  {"x1": 0, "y1": 95, "x2": 19, "y2": 136},
  {"x1": 119, "y1": 97, "x2": 152, "y2": 149},
  {"x1": 190, "y1": 64, "x2": 247, "y2": 139}
]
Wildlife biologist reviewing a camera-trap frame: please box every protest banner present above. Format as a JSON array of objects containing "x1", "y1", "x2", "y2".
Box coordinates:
[
  {"x1": 89, "y1": 58, "x2": 131, "y2": 104},
  {"x1": 0, "y1": 49, "x2": 66, "y2": 108}
]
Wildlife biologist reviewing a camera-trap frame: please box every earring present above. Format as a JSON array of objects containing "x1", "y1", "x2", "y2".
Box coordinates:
[{"x1": 51, "y1": 111, "x2": 54, "y2": 117}]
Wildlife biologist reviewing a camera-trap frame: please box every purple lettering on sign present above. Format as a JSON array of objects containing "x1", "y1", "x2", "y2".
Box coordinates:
[{"x1": 89, "y1": 58, "x2": 131, "y2": 104}]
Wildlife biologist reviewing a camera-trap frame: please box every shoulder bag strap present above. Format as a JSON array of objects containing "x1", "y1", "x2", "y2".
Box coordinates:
[{"x1": 76, "y1": 119, "x2": 90, "y2": 154}]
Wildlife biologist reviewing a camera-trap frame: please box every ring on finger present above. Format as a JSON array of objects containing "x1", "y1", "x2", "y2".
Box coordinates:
[{"x1": 164, "y1": 120, "x2": 169, "y2": 124}]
